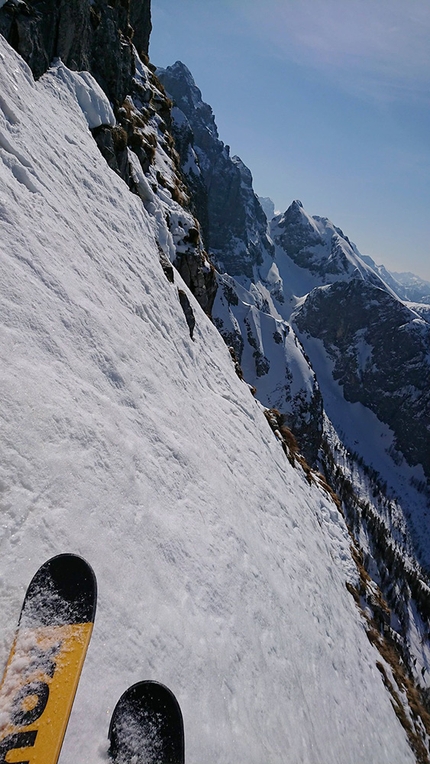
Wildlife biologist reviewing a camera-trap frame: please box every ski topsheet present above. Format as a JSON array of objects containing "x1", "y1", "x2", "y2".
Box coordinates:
[
  {"x1": 109, "y1": 681, "x2": 185, "y2": 764},
  {"x1": 0, "y1": 554, "x2": 97, "y2": 764}
]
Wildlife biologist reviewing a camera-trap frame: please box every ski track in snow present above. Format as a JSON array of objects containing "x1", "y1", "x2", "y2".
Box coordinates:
[{"x1": 0, "y1": 38, "x2": 416, "y2": 763}]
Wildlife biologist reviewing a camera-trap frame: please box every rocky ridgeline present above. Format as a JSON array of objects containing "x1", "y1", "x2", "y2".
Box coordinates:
[
  {"x1": 0, "y1": 0, "x2": 151, "y2": 105},
  {"x1": 156, "y1": 61, "x2": 274, "y2": 281},
  {"x1": 294, "y1": 278, "x2": 430, "y2": 478}
]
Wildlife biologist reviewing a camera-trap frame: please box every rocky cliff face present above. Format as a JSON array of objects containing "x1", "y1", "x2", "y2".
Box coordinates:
[
  {"x1": 1, "y1": 0, "x2": 220, "y2": 317},
  {"x1": 294, "y1": 278, "x2": 430, "y2": 478},
  {"x1": 0, "y1": 0, "x2": 151, "y2": 105},
  {"x1": 156, "y1": 61, "x2": 274, "y2": 281}
]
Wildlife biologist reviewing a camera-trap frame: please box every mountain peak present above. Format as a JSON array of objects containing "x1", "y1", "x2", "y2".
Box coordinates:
[
  {"x1": 156, "y1": 61, "x2": 218, "y2": 140},
  {"x1": 157, "y1": 61, "x2": 273, "y2": 279},
  {"x1": 166, "y1": 60, "x2": 194, "y2": 82}
]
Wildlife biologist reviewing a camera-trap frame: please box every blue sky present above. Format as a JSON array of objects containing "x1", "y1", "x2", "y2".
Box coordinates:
[{"x1": 149, "y1": 0, "x2": 430, "y2": 280}]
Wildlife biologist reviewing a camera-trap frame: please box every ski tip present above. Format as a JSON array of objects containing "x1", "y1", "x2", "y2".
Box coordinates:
[
  {"x1": 108, "y1": 680, "x2": 184, "y2": 764},
  {"x1": 21, "y1": 553, "x2": 97, "y2": 628},
  {"x1": 109, "y1": 681, "x2": 184, "y2": 729}
]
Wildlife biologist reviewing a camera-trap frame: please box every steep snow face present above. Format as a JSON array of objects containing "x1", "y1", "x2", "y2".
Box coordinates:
[
  {"x1": 0, "y1": 38, "x2": 417, "y2": 764},
  {"x1": 213, "y1": 274, "x2": 323, "y2": 464},
  {"x1": 48, "y1": 59, "x2": 116, "y2": 129}
]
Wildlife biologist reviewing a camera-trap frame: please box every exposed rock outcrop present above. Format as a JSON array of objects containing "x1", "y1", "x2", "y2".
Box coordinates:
[
  {"x1": 295, "y1": 278, "x2": 430, "y2": 479},
  {"x1": 0, "y1": 0, "x2": 151, "y2": 105},
  {"x1": 0, "y1": 1, "x2": 218, "y2": 316},
  {"x1": 156, "y1": 61, "x2": 274, "y2": 281}
]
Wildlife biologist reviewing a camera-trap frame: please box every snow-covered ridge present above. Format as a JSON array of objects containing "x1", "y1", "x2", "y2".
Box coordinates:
[
  {"x1": 271, "y1": 199, "x2": 393, "y2": 292},
  {"x1": 0, "y1": 36, "x2": 419, "y2": 763}
]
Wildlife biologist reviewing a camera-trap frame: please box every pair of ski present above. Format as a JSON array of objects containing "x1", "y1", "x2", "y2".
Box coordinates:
[{"x1": 0, "y1": 554, "x2": 184, "y2": 764}]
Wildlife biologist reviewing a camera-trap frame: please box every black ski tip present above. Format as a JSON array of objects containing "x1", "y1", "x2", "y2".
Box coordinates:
[
  {"x1": 109, "y1": 681, "x2": 184, "y2": 764},
  {"x1": 20, "y1": 554, "x2": 97, "y2": 627}
]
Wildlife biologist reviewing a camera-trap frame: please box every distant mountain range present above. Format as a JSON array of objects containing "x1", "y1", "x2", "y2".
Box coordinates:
[{"x1": 359, "y1": 255, "x2": 430, "y2": 304}]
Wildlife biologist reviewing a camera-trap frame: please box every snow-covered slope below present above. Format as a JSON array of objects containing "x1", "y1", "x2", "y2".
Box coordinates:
[
  {"x1": 212, "y1": 273, "x2": 323, "y2": 464},
  {"x1": 0, "y1": 38, "x2": 418, "y2": 763}
]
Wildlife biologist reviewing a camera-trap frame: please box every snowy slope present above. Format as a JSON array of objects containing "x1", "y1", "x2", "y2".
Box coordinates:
[
  {"x1": 271, "y1": 200, "x2": 392, "y2": 298},
  {"x1": 212, "y1": 272, "x2": 323, "y2": 464},
  {"x1": 0, "y1": 37, "x2": 418, "y2": 763}
]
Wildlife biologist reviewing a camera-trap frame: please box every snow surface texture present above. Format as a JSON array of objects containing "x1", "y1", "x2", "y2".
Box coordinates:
[
  {"x1": 45, "y1": 60, "x2": 116, "y2": 129},
  {"x1": 0, "y1": 38, "x2": 416, "y2": 763}
]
